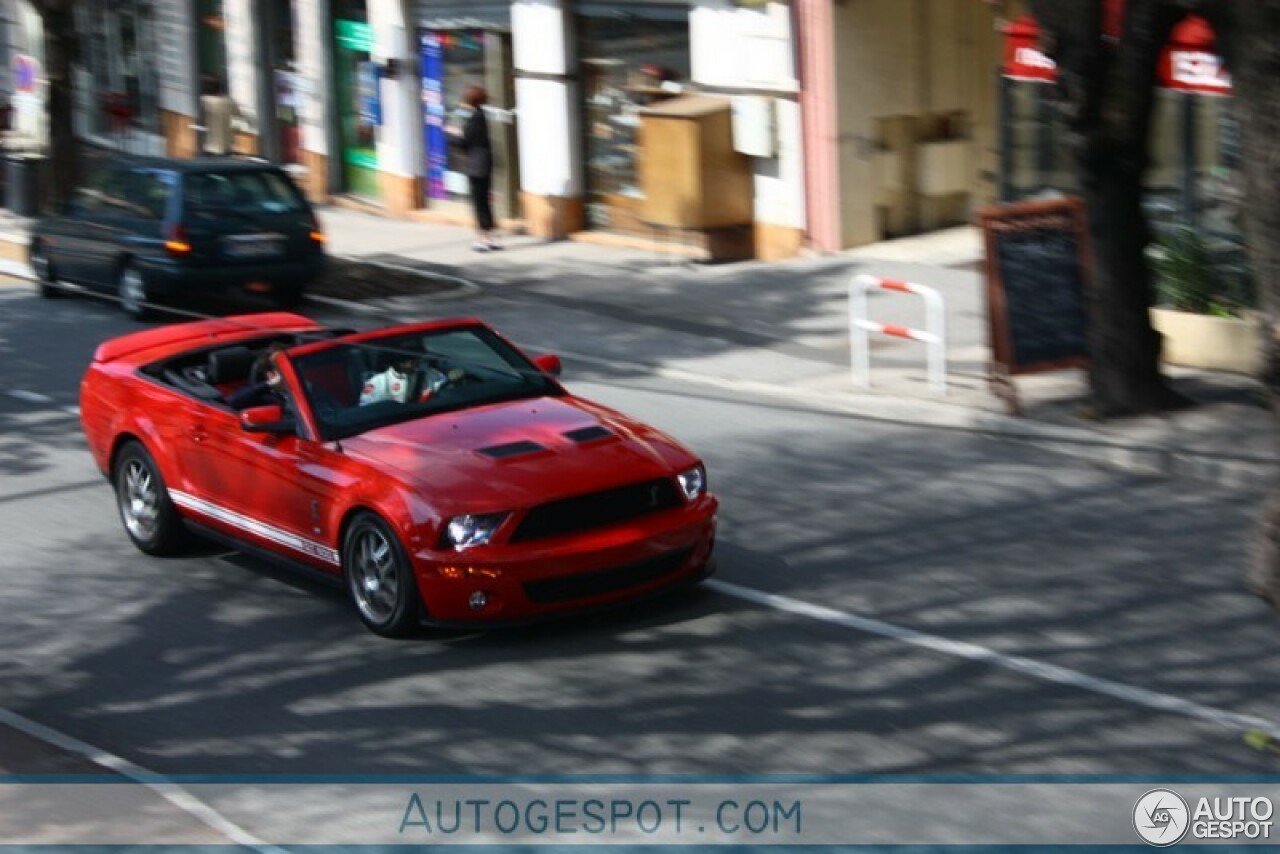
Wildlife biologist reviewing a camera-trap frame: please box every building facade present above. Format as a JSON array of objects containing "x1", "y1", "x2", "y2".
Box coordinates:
[{"x1": 3, "y1": 0, "x2": 1036, "y2": 258}]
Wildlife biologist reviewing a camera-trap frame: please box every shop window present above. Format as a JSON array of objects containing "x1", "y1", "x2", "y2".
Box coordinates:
[
  {"x1": 423, "y1": 30, "x2": 487, "y2": 203},
  {"x1": 578, "y1": 8, "x2": 690, "y2": 233}
]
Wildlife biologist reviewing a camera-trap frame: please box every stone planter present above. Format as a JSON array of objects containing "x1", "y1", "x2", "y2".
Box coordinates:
[{"x1": 1150, "y1": 307, "x2": 1260, "y2": 374}]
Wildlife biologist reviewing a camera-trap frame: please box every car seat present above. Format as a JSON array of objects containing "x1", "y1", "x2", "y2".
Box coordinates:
[{"x1": 206, "y1": 346, "x2": 257, "y2": 388}]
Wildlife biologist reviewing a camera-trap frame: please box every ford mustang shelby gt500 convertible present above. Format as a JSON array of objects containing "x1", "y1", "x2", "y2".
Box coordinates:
[{"x1": 81, "y1": 313, "x2": 717, "y2": 636}]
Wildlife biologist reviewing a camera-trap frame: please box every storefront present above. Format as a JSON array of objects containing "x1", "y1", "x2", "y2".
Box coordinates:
[
  {"x1": 265, "y1": 0, "x2": 300, "y2": 164},
  {"x1": 1000, "y1": 15, "x2": 1237, "y2": 232},
  {"x1": 334, "y1": 0, "x2": 379, "y2": 199},
  {"x1": 999, "y1": 13, "x2": 1248, "y2": 305},
  {"x1": 577, "y1": 3, "x2": 691, "y2": 235},
  {"x1": 75, "y1": 0, "x2": 163, "y2": 151},
  {"x1": 416, "y1": 1, "x2": 517, "y2": 220},
  {"x1": 197, "y1": 0, "x2": 227, "y2": 94},
  {"x1": 7, "y1": 0, "x2": 45, "y2": 145}
]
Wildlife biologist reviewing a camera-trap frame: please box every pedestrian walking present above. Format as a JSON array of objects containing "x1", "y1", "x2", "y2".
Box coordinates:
[
  {"x1": 200, "y1": 76, "x2": 245, "y2": 157},
  {"x1": 448, "y1": 84, "x2": 499, "y2": 252}
]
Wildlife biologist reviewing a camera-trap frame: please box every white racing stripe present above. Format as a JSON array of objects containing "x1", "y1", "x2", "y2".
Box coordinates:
[
  {"x1": 0, "y1": 707, "x2": 285, "y2": 853},
  {"x1": 707, "y1": 579, "x2": 1280, "y2": 740},
  {"x1": 169, "y1": 490, "x2": 340, "y2": 566}
]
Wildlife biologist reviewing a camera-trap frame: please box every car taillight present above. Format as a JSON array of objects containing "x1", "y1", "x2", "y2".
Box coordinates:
[
  {"x1": 309, "y1": 215, "x2": 326, "y2": 245},
  {"x1": 165, "y1": 223, "x2": 192, "y2": 255}
]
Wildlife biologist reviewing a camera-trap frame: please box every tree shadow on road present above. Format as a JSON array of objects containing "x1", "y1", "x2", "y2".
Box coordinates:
[{"x1": 4, "y1": 406, "x2": 1276, "y2": 779}]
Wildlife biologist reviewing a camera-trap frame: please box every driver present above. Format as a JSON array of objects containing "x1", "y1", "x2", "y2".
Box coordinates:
[
  {"x1": 229, "y1": 344, "x2": 288, "y2": 410},
  {"x1": 359, "y1": 356, "x2": 452, "y2": 405}
]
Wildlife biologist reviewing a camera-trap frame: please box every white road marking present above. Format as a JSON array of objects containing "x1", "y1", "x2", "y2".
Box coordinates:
[
  {"x1": 1, "y1": 390, "x2": 77, "y2": 417},
  {"x1": 6, "y1": 389, "x2": 53, "y2": 404},
  {"x1": 0, "y1": 707, "x2": 285, "y2": 853},
  {"x1": 707, "y1": 579, "x2": 1280, "y2": 740}
]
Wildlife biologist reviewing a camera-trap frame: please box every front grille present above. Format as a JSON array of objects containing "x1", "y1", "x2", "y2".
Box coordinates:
[
  {"x1": 523, "y1": 547, "x2": 693, "y2": 604},
  {"x1": 510, "y1": 478, "x2": 681, "y2": 543}
]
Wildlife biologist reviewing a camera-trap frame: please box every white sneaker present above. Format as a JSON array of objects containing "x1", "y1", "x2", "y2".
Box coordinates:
[{"x1": 472, "y1": 242, "x2": 492, "y2": 253}]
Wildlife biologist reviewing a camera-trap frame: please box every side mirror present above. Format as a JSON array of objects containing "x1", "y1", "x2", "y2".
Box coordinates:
[
  {"x1": 533, "y1": 354, "x2": 562, "y2": 377},
  {"x1": 240, "y1": 404, "x2": 295, "y2": 435}
]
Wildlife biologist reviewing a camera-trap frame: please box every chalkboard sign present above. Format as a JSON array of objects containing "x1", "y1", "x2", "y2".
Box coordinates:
[{"x1": 979, "y1": 197, "x2": 1093, "y2": 414}]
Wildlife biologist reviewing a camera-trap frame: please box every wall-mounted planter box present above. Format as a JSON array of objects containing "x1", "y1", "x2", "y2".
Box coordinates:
[{"x1": 1150, "y1": 307, "x2": 1259, "y2": 374}]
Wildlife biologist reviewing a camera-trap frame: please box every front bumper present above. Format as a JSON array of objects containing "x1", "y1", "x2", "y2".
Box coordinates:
[{"x1": 411, "y1": 503, "x2": 718, "y2": 625}]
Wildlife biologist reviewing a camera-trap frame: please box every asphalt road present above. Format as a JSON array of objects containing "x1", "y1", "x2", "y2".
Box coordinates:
[{"x1": 1, "y1": 280, "x2": 1277, "y2": 781}]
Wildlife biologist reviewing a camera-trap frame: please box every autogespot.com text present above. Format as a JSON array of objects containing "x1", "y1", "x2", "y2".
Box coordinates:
[{"x1": 398, "y1": 792, "x2": 803, "y2": 839}]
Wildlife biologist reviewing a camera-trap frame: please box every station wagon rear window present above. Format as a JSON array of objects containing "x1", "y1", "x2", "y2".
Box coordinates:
[{"x1": 184, "y1": 170, "x2": 307, "y2": 215}]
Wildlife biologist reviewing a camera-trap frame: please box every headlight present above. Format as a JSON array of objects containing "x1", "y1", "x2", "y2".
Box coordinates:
[
  {"x1": 676, "y1": 465, "x2": 707, "y2": 501},
  {"x1": 443, "y1": 513, "x2": 508, "y2": 550}
]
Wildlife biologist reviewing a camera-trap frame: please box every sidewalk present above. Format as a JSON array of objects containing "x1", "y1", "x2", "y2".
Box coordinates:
[
  {"x1": 307, "y1": 206, "x2": 1277, "y2": 489},
  {"x1": 0, "y1": 204, "x2": 1274, "y2": 487}
]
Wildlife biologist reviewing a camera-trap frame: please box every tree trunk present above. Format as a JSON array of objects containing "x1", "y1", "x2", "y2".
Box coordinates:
[{"x1": 1028, "y1": 0, "x2": 1188, "y2": 416}]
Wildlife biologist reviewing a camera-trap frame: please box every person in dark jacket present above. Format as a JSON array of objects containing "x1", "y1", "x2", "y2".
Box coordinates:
[{"x1": 450, "y1": 84, "x2": 499, "y2": 252}]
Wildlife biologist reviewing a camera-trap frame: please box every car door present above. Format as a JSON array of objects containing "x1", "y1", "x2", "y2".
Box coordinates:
[
  {"x1": 73, "y1": 164, "x2": 135, "y2": 288},
  {"x1": 42, "y1": 185, "x2": 107, "y2": 284},
  {"x1": 181, "y1": 390, "x2": 347, "y2": 573}
]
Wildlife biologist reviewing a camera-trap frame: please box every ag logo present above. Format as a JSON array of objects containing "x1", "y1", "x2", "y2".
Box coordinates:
[{"x1": 1134, "y1": 788, "x2": 1190, "y2": 846}]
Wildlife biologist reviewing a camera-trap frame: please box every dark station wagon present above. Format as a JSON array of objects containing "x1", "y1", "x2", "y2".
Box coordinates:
[{"x1": 30, "y1": 156, "x2": 327, "y2": 319}]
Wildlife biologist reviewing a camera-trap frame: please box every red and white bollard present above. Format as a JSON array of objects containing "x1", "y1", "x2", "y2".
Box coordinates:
[{"x1": 850, "y1": 274, "x2": 948, "y2": 395}]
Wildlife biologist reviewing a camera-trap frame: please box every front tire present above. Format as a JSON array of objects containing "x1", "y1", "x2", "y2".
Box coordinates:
[
  {"x1": 117, "y1": 262, "x2": 151, "y2": 320},
  {"x1": 343, "y1": 511, "x2": 423, "y2": 638},
  {"x1": 30, "y1": 241, "x2": 61, "y2": 299},
  {"x1": 114, "y1": 441, "x2": 187, "y2": 555}
]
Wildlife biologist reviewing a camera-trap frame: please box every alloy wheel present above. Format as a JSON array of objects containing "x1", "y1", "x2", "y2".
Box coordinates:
[
  {"x1": 31, "y1": 246, "x2": 50, "y2": 282},
  {"x1": 350, "y1": 526, "x2": 400, "y2": 625},
  {"x1": 118, "y1": 458, "x2": 160, "y2": 542},
  {"x1": 119, "y1": 266, "x2": 146, "y2": 316}
]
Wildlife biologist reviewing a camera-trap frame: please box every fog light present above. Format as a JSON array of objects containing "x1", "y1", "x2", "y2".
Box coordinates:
[{"x1": 468, "y1": 591, "x2": 489, "y2": 611}]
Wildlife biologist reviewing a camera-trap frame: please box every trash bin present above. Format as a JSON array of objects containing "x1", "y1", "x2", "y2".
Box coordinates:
[{"x1": 6, "y1": 153, "x2": 45, "y2": 217}]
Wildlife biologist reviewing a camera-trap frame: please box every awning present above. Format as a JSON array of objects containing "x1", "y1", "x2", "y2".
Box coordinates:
[{"x1": 1002, "y1": 13, "x2": 1232, "y2": 96}]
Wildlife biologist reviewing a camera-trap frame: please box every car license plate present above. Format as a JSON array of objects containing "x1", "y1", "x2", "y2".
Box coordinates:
[{"x1": 222, "y1": 235, "x2": 284, "y2": 258}]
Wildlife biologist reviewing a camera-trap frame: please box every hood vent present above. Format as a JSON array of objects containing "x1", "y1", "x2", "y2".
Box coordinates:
[
  {"x1": 476, "y1": 440, "x2": 547, "y2": 459},
  {"x1": 564, "y1": 425, "x2": 614, "y2": 444}
]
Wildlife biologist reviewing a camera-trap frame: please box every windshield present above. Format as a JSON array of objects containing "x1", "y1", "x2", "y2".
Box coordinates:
[
  {"x1": 290, "y1": 326, "x2": 561, "y2": 440},
  {"x1": 184, "y1": 169, "x2": 307, "y2": 215}
]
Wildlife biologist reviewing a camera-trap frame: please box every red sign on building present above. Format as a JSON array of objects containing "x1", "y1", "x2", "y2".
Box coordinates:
[{"x1": 1002, "y1": 13, "x2": 1232, "y2": 96}]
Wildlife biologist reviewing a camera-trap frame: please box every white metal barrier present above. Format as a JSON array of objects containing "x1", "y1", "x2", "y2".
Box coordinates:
[{"x1": 850, "y1": 274, "x2": 948, "y2": 395}]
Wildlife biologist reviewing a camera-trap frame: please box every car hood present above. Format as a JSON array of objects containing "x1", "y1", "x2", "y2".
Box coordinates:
[{"x1": 339, "y1": 395, "x2": 696, "y2": 512}]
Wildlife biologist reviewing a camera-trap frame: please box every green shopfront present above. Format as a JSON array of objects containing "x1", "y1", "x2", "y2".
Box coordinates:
[{"x1": 334, "y1": 1, "x2": 379, "y2": 199}]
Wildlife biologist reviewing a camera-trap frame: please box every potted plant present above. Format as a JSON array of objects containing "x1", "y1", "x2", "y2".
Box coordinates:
[{"x1": 1148, "y1": 225, "x2": 1259, "y2": 374}]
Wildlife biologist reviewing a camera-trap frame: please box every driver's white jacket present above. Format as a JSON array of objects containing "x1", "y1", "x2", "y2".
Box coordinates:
[
  {"x1": 359, "y1": 365, "x2": 448, "y2": 405},
  {"x1": 359, "y1": 367, "x2": 412, "y2": 405}
]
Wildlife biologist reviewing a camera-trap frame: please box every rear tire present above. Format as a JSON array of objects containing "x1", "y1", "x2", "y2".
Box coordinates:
[
  {"x1": 113, "y1": 441, "x2": 187, "y2": 555},
  {"x1": 30, "y1": 241, "x2": 61, "y2": 299},
  {"x1": 117, "y1": 262, "x2": 152, "y2": 320},
  {"x1": 343, "y1": 511, "x2": 422, "y2": 638}
]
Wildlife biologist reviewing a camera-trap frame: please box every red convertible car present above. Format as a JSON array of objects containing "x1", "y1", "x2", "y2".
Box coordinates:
[{"x1": 81, "y1": 313, "x2": 718, "y2": 636}]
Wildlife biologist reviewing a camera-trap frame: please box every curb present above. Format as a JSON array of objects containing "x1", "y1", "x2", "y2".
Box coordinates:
[
  {"x1": 330, "y1": 252, "x2": 483, "y2": 301},
  {"x1": 535, "y1": 344, "x2": 1280, "y2": 491}
]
